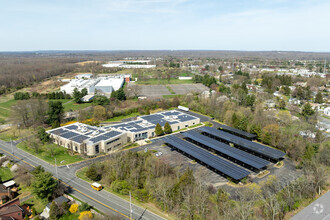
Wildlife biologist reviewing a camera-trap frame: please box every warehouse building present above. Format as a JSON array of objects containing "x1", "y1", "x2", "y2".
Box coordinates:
[
  {"x1": 47, "y1": 122, "x2": 127, "y2": 156},
  {"x1": 106, "y1": 110, "x2": 200, "y2": 142},
  {"x1": 60, "y1": 75, "x2": 125, "y2": 97}
]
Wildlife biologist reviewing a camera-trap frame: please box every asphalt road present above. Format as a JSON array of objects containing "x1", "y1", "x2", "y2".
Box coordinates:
[{"x1": 0, "y1": 140, "x2": 166, "y2": 220}]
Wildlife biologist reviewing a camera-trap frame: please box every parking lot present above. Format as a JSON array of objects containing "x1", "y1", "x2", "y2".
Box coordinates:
[
  {"x1": 169, "y1": 83, "x2": 208, "y2": 94},
  {"x1": 137, "y1": 85, "x2": 172, "y2": 98}
]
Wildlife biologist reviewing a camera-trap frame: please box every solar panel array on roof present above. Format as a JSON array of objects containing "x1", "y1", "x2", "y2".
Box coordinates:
[
  {"x1": 177, "y1": 115, "x2": 196, "y2": 122},
  {"x1": 49, "y1": 128, "x2": 67, "y2": 135},
  {"x1": 60, "y1": 131, "x2": 80, "y2": 139},
  {"x1": 89, "y1": 131, "x2": 122, "y2": 143},
  {"x1": 216, "y1": 124, "x2": 256, "y2": 140},
  {"x1": 65, "y1": 125, "x2": 78, "y2": 130},
  {"x1": 163, "y1": 135, "x2": 250, "y2": 181},
  {"x1": 199, "y1": 126, "x2": 286, "y2": 160},
  {"x1": 183, "y1": 131, "x2": 269, "y2": 170},
  {"x1": 70, "y1": 135, "x2": 89, "y2": 143},
  {"x1": 162, "y1": 111, "x2": 181, "y2": 116},
  {"x1": 103, "y1": 131, "x2": 121, "y2": 138}
]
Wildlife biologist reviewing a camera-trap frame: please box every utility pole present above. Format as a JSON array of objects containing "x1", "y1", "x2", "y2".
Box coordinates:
[
  {"x1": 55, "y1": 157, "x2": 59, "y2": 180},
  {"x1": 129, "y1": 191, "x2": 133, "y2": 219}
]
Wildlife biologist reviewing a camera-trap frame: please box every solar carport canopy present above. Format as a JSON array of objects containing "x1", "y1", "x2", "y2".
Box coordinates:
[
  {"x1": 216, "y1": 124, "x2": 256, "y2": 140},
  {"x1": 163, "y1": 135, "x2": 250, "y2": 181},
  {"x1": 183, "y1": 131, "x2": 269, "y2": 170},
  {"x1": 199, "y1": 126, "x2": 286, "y2": 160}
]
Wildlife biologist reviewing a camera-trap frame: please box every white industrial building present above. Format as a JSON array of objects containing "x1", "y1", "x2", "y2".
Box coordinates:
[
  {"x1": 60, "y1": 75, "x2": 125, "y2": 97},
  {"x1": 103, "y1": 60, "x2": 156, "y2": 69}
]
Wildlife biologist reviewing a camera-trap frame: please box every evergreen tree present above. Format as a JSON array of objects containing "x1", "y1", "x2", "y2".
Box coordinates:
[
  {"x1": 32, "y1": 171, "x2": 57, "y2": 200},
  {"x1": 164, "y1": 122, "x2": 172, "y2": 134},
  {"x1": 48, "y1": 101, "x2": 64, "y2": 127},
  {"x1": 279, "y1": 99, "x2": 286, "y2": 109},
  {"x1": 302, "y1": 102, "x2": 315, "y2": 117},
  {"x1": 155, "y1": 123, "x2": 164, "y2": 136},
  {"x1": 315, "y1": 92, "x2": 323, "y2": 104},
  {"x1": 116, "y1": 88, "x2": 126, "y2": 101},
  {"x1": 37, "y1": 127, "x2": 50, "y2": 143},
  {"x1": 73, "y1": 88, "x2": 82, "y2": 103}
]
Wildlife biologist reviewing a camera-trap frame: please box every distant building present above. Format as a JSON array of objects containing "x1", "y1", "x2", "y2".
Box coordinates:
[
  {"x1": 75, "y1": 73, "x2": 93, "y2": 79},
  {"x1": 81, "y1": 95, "x2": 94, "y2": 102},
  {"x1": 103, "y1": 60, "x2": 156, "y2": 69},
  {"x1": 324, "y1": 107, "x2": 330, "y2": 116},
  {"x1": 60, "y1": 75, "x2": 125, "y2": 97},
  {"x1": 105, "y1": 110, "x2": 200, "y2": 142},
  {"x1": 47, "y1": 123, "x2": 127, "y2": 156},
  {"x1": 265, "y1": 100, "x2": 276, "y2": 108}
]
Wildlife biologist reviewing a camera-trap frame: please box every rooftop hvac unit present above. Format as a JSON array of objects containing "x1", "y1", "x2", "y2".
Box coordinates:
[{"x1": 92, "y1": 130, "x2": 99, "y2": 136}]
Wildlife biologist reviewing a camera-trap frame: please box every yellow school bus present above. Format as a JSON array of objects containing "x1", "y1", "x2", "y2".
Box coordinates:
[{"x1": 91, "y1": 182, "x2": 102, "y2": 191}]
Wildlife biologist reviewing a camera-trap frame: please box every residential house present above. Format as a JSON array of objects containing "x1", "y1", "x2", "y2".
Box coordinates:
[{"x1": 0, "y1": 198, "x2": 24, "y2": 220}]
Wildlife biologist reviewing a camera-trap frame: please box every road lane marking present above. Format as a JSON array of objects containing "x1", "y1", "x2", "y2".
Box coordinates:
[{"x1": 0, "y1": 144, "x2": 133, "y2": 220}]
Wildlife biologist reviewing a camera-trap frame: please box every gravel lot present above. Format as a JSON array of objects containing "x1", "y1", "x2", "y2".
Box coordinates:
[{"x1": 137, "y1": 85, "x2": 172, "y2": 98}]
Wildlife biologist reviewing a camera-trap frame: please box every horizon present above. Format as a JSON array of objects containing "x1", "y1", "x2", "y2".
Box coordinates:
[{"x1": 1, "y1": 0, "x2": 330, "y2": 52}]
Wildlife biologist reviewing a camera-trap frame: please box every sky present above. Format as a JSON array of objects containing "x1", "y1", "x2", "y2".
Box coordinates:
[{"x1": 0, "y1": 0, "x2": 330, "y2": 52}]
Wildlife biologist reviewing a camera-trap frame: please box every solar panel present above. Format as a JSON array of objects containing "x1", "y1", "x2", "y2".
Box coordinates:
[
  {"x1": 216, "y1": 124, "x2": 256, "y2": 140},
  {"x1": 163, "y1": 135, "x2": 250, "y2": 181},
  {"x1": 70, "y1": 135, "x2": 89, "y2": 143},
  {"x1": 183, "y1": 131, "x2": 269, "y2": 170},
  {"x1": 198, "y1": 126, "x2": 286, "y2": 160},
  {"x1": 60, "y1": 131, "x2": 80, "y2": 139},
  {"x1": 103, "y1": 131, "x2": 121, "y2": 138},
  {"x1": 49, "y1": 128, "x2": 67, "y2": 135},
  {"x1": 65, "y1": 125, "x2": 78, "y2": 130}
]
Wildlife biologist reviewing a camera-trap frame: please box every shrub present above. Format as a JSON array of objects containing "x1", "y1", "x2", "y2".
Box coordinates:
[
  {"x1": 78, "y1": 202, "x2": 91, "y2": 212},
  {"x1": 86, "y1": 165, "x2": 101, "y2": 181},
  {"x1": 69, "y1": 204, "x2": 79, "y2": 213},
  {"x1": 111, "y1": 180, "x2": 131, "y2": 195},
  {"x1": 79, "y1": 211, "x2": 93, "y2": 220}
]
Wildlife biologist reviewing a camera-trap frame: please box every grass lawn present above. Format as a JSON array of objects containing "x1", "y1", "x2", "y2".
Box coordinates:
[
  {"x1": 46, "y1": 99, "x2": 94, "y2": 112},
  {"x1": 59, "y1": 213, "x2": 80, "y2": 220},
  {"x1": 136, "y1": 78, "x2": 194, "y2": 85},
  {"x1": 0, "y1": 127, "x2": 34, "y2": 142},
  {"x1": 0, "y1": 99, "x2": 17, "y2": 119},
  {"x1": 76, "y1": 167, "x2": 176, "y2": 220},
  {"x1": 103, "y1": 112, "x2": 140, "y2": 123},
  {"x1": 17, "y1": 142, "x2": 84, "y2": 165},
  {"x1": 19, "y1": 185, "x2": 49, "y2": 214},
  {"x1": 0, "y1": 167, "x2": 14, "y2": 182},
  {"x1": 163, "y1": 94, "x2": 184, "y2": 99}
]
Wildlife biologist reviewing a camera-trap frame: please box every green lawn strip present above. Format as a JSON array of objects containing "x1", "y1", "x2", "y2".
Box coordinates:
[
  {"x1": 136, "y1": 78, "x2": 194, "y2": 85},
  {"x1": 17, "y1": 142, "x2": 84, "y2": 165},
  {"x1": 59, "y1": 213, "x2": 80, "y2": 220},
  {"x1": 162, "y1": 94, "x2": 184, "y2": 99},
  {"x1": 63, "y1": 101, "x2": 94, "y2": 112},
  {"x1": 166, "y1": 86, "x2": 175, "y2": 94},
  {"x1": 0, "y1": 167, "x2": 14, "y2": 182},
  {"x1": 76, "y1": 168, "x2": 176, "y2": 220},
  {"x1": 103, "y1": 112, "x2": 140, "y2": 123}
]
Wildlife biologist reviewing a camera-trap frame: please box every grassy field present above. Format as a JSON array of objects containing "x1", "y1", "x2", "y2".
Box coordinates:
[
  {"x1": 76, "y1": 167, "x2": 176, "y2": 220},
  {"x1": 0, "y1": 128, "x2": 34, "y2": 142},
  {"x1": 0, "y1": 99, "x2": 17, "y2": 119},
  {"x1": 136, "y1": 78, "x2": 194, "y2": 85},
  {"x1": 0, "y1": 167, "x2": 14, "y2": 182},
  {"x1": 103, "y1": 112, "x2": 140, "y2": 123},
  {"x1": 47, "y1": 99, "x2": 94, "y2": 112},
  {"x1": 17, "y1": 142, "x2": 84, "y2": 165}
]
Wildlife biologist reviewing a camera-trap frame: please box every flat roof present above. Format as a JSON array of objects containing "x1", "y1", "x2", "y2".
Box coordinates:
[
  {"x1": 47, "y1": 122, "x2": 123, "y2": 144},
  {"x1": 106, "y1": 110, "x2": 199, "y2": 134}
]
